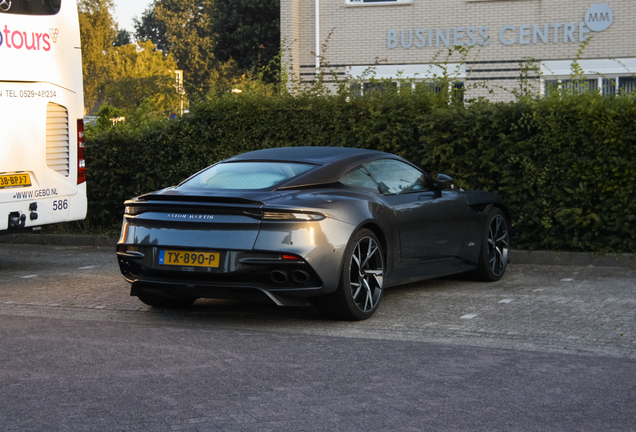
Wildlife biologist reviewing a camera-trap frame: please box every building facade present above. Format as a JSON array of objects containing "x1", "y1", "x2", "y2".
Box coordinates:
[{"x1": 281, "y1": 0, "x2": 636, "y2": 101}]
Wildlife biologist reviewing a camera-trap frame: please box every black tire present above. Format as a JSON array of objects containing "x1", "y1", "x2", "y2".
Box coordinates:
[
  {"x1": 136, "y1": 293, "x2": 196, "y2": 309},
  {"x1": 313, "y1": 229, "x2": 385, "y2": 321},
  {"x1": 469, "y1": 208, "x2": 510, "y2": 282}
]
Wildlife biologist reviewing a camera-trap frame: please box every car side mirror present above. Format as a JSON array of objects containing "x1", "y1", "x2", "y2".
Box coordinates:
[{"x1": 435, "y1": 174, "x2": 454, "y2": 191}]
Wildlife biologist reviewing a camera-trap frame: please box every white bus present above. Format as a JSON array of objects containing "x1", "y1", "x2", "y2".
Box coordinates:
[{"x1": 0, "y1": 0, "x2": 86, "y2": 234}]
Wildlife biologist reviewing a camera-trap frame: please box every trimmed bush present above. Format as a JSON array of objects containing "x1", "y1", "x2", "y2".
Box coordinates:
[{"x1": 86, "y1": 90, "x2": 636, "y2": 253}]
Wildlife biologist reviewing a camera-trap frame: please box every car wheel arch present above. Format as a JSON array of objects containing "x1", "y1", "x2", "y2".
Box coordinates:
[
  {"x1": 492, "y1": 203, "x2": 511, "y2": 225},
  {"x1": 359, "y1": 222, "x2": 388, "y2": 261},
  {"x1": 336, "y1": 221, "x2": 388, "y2": 274}
]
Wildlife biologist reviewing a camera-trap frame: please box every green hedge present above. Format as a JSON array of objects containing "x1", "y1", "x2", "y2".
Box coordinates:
[{"x1": 86, "y1": 90, "x2": 636, "y2": 253}]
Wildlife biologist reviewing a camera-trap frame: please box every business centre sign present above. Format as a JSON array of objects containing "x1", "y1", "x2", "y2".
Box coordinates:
[{"x1": 387, "y1": 3, "x2": 614, "y2": 49}]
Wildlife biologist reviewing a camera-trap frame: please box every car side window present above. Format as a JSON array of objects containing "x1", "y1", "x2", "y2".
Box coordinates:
[
  {"x1": 340, "y1": 166, "x2": 380, "y2": 192},
  {"x1": 363, "y1": 159, "x2": 427, "y2": 195}
]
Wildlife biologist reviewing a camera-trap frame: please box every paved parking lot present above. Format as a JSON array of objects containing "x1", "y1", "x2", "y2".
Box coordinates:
[
  {"x1": 1, "y1": 243, "x2": 635, "y2": 358},
  {"x1": 1, "y1": 243, "x2": 635, "y2": 431}
]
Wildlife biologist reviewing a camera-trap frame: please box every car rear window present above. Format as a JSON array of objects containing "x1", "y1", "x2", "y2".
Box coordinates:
[
  {"x1": 179, "y1": 162, "x2": 315, "y2": 190},
  {"x1": 340, "y1": 167, "x2": 379, "y2": 192}
]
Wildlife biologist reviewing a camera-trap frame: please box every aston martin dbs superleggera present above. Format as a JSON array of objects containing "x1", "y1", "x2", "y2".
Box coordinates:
[{"x1": 117, "y1": 147, "x2": 510, "y2": 320}]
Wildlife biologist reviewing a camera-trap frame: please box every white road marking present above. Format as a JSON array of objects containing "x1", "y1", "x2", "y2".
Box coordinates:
[
  {"x1": 460, "y1": 314, "x2": 478, "y2": 319},
  {"x1": 19, "y1": 275, "x2": 38, "y2": 279},
  {"x1": 561, "y1": 278, "x2": 574, "y2": 282},
  {"x1": 499, "y1": 299, "x2": 514, "y2": 304},
  {"x1": 78, "y1": 266, "x2": 95, "y2": 270},
  {"x1": 532, "y1": 288, "x2": 546, "y2": 292}
]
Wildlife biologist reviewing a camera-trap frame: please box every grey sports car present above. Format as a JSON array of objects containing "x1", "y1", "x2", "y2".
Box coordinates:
[{"x1": 117, "y1": 147, "x2": 510, "y2": 320}]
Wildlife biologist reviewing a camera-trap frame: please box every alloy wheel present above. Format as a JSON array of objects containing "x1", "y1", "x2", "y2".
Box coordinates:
[
  {"x1": 487, "y1": 214, "x2": 509, "y2": 276},
  {"x1": 349, "y1": 236, "x2": 384, "y2": 313}
]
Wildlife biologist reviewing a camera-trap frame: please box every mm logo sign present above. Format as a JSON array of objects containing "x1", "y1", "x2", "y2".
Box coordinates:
[{"x1": 585, "y1": 3, "x2": 613, "y2": 32}]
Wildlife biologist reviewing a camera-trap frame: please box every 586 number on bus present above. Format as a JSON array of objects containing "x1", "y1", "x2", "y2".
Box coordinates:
[{"x1": 53, "y1": 199, "x2": 69, "y2": 211}]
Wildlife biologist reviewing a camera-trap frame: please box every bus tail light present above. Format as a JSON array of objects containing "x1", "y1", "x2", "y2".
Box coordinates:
[{"x1": 77, "y1": 119, "x2": 86, "y2": 184}]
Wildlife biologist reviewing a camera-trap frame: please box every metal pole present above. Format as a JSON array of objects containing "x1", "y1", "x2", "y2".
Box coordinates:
[{"x1": 315, "y1": 0, "x2": 320, "y2": 73}]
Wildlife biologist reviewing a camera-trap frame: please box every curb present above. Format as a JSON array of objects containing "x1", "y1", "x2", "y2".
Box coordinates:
[
  {"x1": 1, "y1": 233, "x2": 634, "y2": 268},
  {"x1": 0, "y1": 233, "x2": 118, "y2": 248},
  {"x1": 509, "y1": 249, "x2": 635, "y2": 269}
]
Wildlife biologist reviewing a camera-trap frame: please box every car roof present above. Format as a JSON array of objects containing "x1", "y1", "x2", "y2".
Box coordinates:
[
  {"x1": 224, "y1": 146, "x2": 390, "y2": 165},
  {"x1": 222, "y1": 146, "x2": 413, "y2": 190}
]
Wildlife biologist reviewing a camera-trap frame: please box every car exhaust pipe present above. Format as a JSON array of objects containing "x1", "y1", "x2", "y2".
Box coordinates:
[
  {"x1": 270, "y1": 270, "x2": 289, "y2": 284},
  {"x1": 291, "y1": 270, "x2": 310, "y2": 283}
]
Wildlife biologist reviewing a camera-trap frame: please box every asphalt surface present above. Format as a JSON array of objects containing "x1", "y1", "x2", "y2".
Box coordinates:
[{"x1": 1, "y1": 243, "x2": 635, "y2": 431}]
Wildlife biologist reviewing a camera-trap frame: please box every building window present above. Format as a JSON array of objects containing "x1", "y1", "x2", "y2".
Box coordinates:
[
  {"x1": 350, "y1": 80, "x2": 464, "y2": 102},
  {"x1": 545, "y1": 77, "x2": 636, "y2": 96},
  {"x1": 541, "y1": 60, "x2": 636, "y2": 97},
  {"x1": 601, "y1": 77, "x2": 636, "y2": 96},
  {"x1": 345, "y1": 0, "x2": 413, "y2": 6},
  {"x1": 349, "y1": 81, "x2": 398, "y2": 96},
  {"x1": 364, "y1": 81, "x2": 398, "y2": 94},
  {"x1": 416, "y1": 81, "x2": 465, "y2": 102}
]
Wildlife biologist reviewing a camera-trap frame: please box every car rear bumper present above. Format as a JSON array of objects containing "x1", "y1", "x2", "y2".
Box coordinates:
[
  {"x1": 129, "y1": 280, "x2": 318, "y2": 307},
  {"x1": 117, "y1": 248, "x2": 327, "y2": 306},
  {"x1": 118, "y1": 214, "x2": 358, "y2": 299}
]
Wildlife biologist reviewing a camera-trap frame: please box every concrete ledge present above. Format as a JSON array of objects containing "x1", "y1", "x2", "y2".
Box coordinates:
[
  {"x1": 0, "y1": 233, "x2": 118, "y2": 248},
  {"x1": 509, "y1": 249, "x2": 635, "y2": 268},
  {"x1": 1, "y1": 233, "x2": 634, "y2": 268}
]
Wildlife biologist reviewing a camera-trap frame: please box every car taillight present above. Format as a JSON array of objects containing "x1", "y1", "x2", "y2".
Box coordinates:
[
  {"x1": 262, "y1": 212, "x2": 325, "y2": 221},
  {"x1": 77, "y1": 119, "x2": 86, "y2": 184},
  {"x1": 117, "y1": 245, "x2": 138, "y2": 253}
]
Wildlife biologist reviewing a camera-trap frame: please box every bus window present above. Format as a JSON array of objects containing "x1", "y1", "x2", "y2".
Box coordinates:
[{"x1": 0, "y1": 0, "x2": 62, "y2": 16}]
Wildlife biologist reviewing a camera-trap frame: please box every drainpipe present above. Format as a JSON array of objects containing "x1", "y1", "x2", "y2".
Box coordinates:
[{"x1": 315, "y1": 0, "x2": 320, "y2": 74}]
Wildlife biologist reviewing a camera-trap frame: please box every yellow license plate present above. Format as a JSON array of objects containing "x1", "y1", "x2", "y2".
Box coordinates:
[
  {"x1": 0, "y1": 173, "x2": 31, "y2": 188},
  {"x1": 159, "y1": 250, "x2": 220, "y2": 267}
]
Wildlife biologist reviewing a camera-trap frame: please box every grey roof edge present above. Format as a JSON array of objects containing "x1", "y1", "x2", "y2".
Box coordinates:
[{"x1": 1, "y1": 233, "x2": 634, "y2": 268}]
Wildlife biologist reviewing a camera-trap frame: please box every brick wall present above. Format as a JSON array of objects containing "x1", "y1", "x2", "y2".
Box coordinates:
[{"x1": 282, "y1": 0, "x2": 636, "y2": 100}]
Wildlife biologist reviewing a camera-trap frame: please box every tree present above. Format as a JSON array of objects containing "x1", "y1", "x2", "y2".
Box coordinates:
[
  {"x1": 78, "y1": 0, "x2": 117, "y2": 113},
  {"x1": 134, "y1": 0, "x2": 215, "y2": 89},
  {"x1": 134, "y1": 3, "x2": 169, "y2": 53},
  {"x1": 114, "y1": 29, "x2": 132, "y2": 47},
  {"x1": 211, "y1": 0, "x2": 280, "y2": 74},
  {"x1": 103, "y1": 41, "x2": 181, "y2": 114}
]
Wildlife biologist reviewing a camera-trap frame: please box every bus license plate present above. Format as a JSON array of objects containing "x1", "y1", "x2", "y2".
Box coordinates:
[
  {"x1": 159, "y1": 250, "x2": 220, "y2": 268},
  {"x1": 0, "y1": 173, "x2": 31, "y2": 188}
]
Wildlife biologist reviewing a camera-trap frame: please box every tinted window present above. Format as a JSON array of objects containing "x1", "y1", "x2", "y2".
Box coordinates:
[
  {"x1": 0, "y1": 0, "x2": 61, "y2": 15},
  {"x1": 363, "y1": 159, "x2": 427, "y2": 195},
  {"x1": 340, "y1": 167, "x2": 379, "y2": 192},
  {"x1": 179, "y1": 162, "x2": 315, "y2": 190}
]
